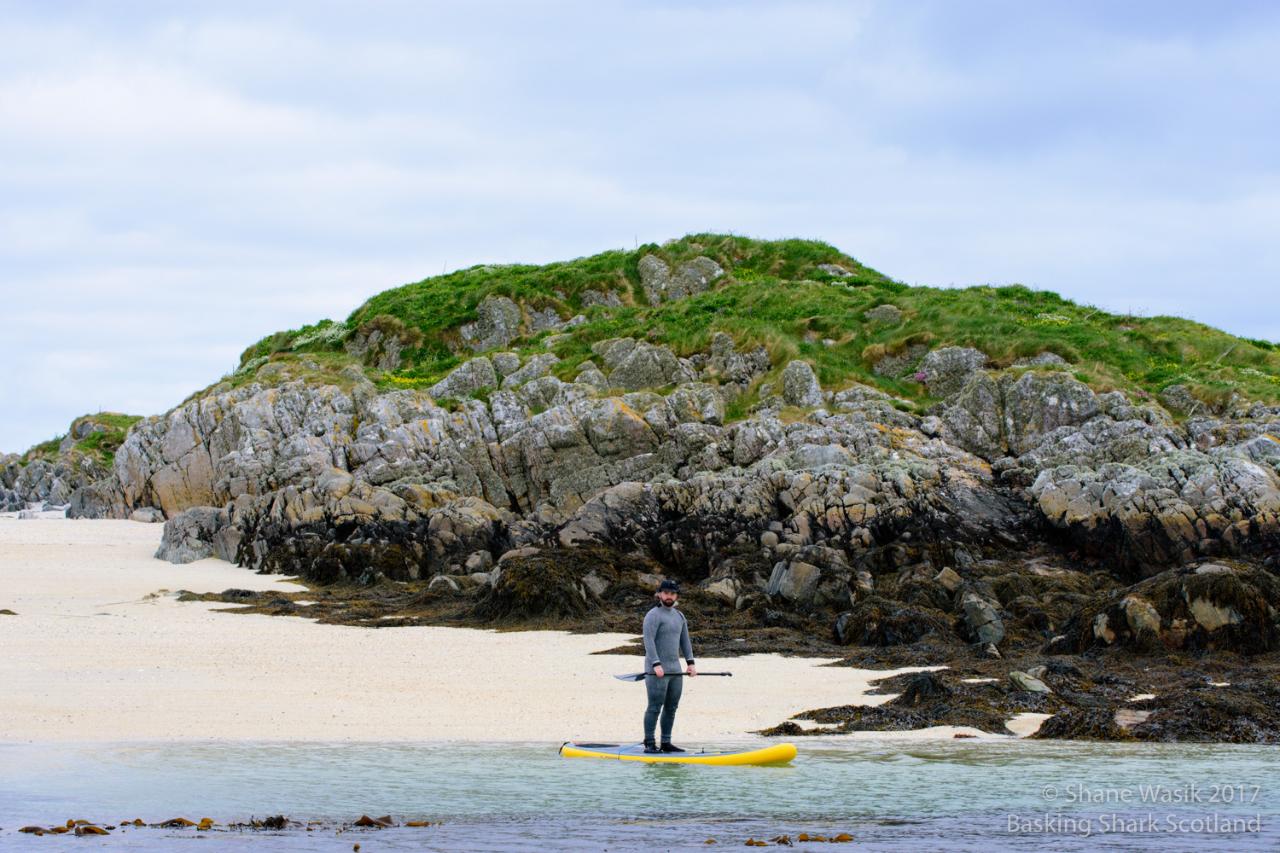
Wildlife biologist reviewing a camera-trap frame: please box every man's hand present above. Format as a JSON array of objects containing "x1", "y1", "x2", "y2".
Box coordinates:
[
  {"x1": 653, "y1": 665, "x2": 665, "y2": 678},
  {"x1": 687, "y1": 664, "x2": 697, "y2": 677}
]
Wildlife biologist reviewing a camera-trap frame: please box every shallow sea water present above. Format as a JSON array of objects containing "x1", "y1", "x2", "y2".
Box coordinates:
[{"x1": 0, "y1": 738, "x2": 1276, "y2": 850}]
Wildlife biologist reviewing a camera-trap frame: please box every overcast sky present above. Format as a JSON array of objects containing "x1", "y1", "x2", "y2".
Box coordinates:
[{"x1": 2, "y1": 1, "x2": 1278, "y2": 453}]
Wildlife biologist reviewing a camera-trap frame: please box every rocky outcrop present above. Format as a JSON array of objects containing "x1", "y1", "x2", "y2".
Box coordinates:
[
  {"x1": 781, "y1": 361, "x2": 823, "y2": 408},
  {"x1": 41, "y1": 331, "x2": 1272, "y2": 672},
  {"x1": 155, "y1": 506, "x2": 232, "y2": 563},
  {"x1": 1064, "y1": 562, "x2": 1280, "y2": 654},
  {"x1": 607, "y1": 342, "x2": 692, "y2": 390},
  {"x1": 1030, "y1": 451, "x2": 1280, "y2": 572},
  {"x1": 459, "y1": 295, "x2": 522, "y2": 352},
  {"x1": 344, "y1": 315, "x2": 423, "y2": 371},
  {"x1": 2, "y1": 434, "x2": 113, "y2": 512},
  {"x1": 638, "y1": 255, "x2": 724, "y2": 304},
  {"x1": 429, "y1": 357, "x2": 497, "y2": 400},
  {"x1": 917, "y1": 347, "x2": 987, "y2": 398}
]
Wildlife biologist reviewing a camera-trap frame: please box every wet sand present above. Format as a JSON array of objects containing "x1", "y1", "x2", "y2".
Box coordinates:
[{"x1": 0, "y1": 518, "x2": 1008, "y2": 743}]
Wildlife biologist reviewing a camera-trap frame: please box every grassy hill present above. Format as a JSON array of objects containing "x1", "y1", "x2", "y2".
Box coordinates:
[
  {"x1": 223, "y1": 232, "x2": 1280, "y2": 416},
  {"x1": 11, "y1": 232, "x2": 1279, "y2": 464},
  {"x1": 15, "y1": 412, "x2": 143, "y2": 467}
]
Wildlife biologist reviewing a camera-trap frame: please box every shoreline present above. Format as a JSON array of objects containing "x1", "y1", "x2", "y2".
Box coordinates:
[{"x1": 0, "y1": 518, "x2": 982, "y2": 744}]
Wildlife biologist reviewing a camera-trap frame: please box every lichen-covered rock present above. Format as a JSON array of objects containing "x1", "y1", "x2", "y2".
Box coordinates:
[
  {"x1": 638, "y1": 255, "x2": 723, "y2": 304},
  {"x1": 429, "y1": 357, "x2": 496, "y2": 400},
  {"x1": 1015, "y1": 352, "x2": 1069, "y2": 368},
  {"x1": 608, "y1": 343, "x2": 689, "y2": 390},
  {"x1": 502, "y1": 353, "x2": 560, "y2": 389},
  {"x1": 459, "y1": 294, "x2": 522, "y2": 352},
  {"x1": 665, "y1": 383, "x2": 725, "y2": 426},
  {"x1": 917, "y1": 347, "x2": 988, "y2": 398},
  {"x1": 1031, "y1": 452, "x2": 1280, "y2": 571},
  {"x1": 492, "y1": 351, "x2": 521, "y2": 377},
  {"x1": 781, "y1": 361, "x2": 823, "y2": 408},
  {"x1": 941, "y1": 371, "x2": 1101, "y2": 460},
  {"x1": 526, "y1": 306, "x2": 565, "y2": 333}
]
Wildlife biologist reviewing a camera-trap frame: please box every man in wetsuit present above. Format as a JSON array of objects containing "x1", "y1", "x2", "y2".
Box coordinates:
[{"x1": 641, "y1": 579, "x2": 696, "y2": 753}]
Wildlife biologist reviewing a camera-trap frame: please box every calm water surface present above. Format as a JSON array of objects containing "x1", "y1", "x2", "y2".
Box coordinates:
[{"x1": 1, "y1": 738, "x2": 1276, "y2": 850}]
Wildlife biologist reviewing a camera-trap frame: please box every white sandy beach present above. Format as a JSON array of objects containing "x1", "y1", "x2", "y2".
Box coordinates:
[{"x1": 0, "y1": 518, "x2": 1023, "y2": 743}]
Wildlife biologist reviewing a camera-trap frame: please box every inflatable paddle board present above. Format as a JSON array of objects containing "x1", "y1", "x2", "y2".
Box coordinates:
[{"x1": 559, "y1": 742, "x2": 797, "y2": 766}]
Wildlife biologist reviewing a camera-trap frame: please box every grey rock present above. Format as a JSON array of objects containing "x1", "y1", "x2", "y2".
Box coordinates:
[
  {"x1": 704, "y1": 332, "x2": 771, "y2": 389},
  {"x1": 941, "y1": 371, "x2": 1101, "y2": 460},
  {"x1": 527, "y1": 306, "x2": 565, "y2": 333},
  {"x1": 593, "y1": 337, "x2": 638, "y2": 370},
  {"x1": 781, "y1": 361, "x2": 823, "y2": 408},
  {"x1": 918, "y1": 347, "x2": 988, "y2": 398},
  {"x1": 818, "y1": 263, "x2": 853, "y2": 277},
  {"x1": 430, "y1": 357, "x2": 497, "y2": 400},
  {"x1": 873, "y1": 344, "x2": 929, "y2": 378},
  {"x1": 608, "y1": 343, "x2": 688, "y2": 390},
  {"x1": 666, "y1": 383, "x2": 725, "y2": 426},
  {"x1": 704, "y1": 577, "x2": 739, "y2": 604},
  {"x1": 428, "y1": 574, "x2": 461, "y2": 594},
  {"x1": 343, "y1": 315, "x2": 420, "y2": 371},
  {"x1": 638, "y1": 255, "x2": 672, "y2": 304},
  {"x1": 787, "y1": 444, "x2": 855, "y2": 469},
  {"x1": 765, "y1": 560, "x2": 823, "y2": 605},
  {"x1": 575, "y1": 366, "x2": 610, "y2": 391},
  {"x1": 465, "y1": 550, "x2": 494, "y2": 572},
  {"x1": 1015, "y1": 352, "x2": 1069, "y2": 367},
  {"x1": 864, "y1": 304, "x2": 903, "y2": 324},
  {"x1": 459, "y1": 294, "x2": 522, "y2": 352},
  {"x1": 934, "y1": 567, "x2": 962, "y2": 592},
  {"x1": 155, "y1": 506, "x2": 228, "y2": 564},
  {"x1": 492, "y1": 352, "x2": 521, "y2": 377},
  {"x1": 638, "y1": 255, "x2": 723, "y2": 304},
  {"x1": 1160, "y1": 384, "x2": 1200, "y2": 416},
  {"x1": 581, "y1": 289, "x2": 622, "y2": 308},
  {"x1": 1008, "y1": 671, "x2": 1052, "y2": 693},
  {"x1": 502, "y1": 353, "x2": 560, "y2": 389},
  {"x1": 130, "y1": 507, "x2": 165, "y2": 523},
  {"x1": 961, "y1": 591, "x2": 1005, "y2": 646}
]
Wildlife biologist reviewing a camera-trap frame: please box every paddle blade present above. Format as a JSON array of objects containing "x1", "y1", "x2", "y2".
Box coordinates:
[{"x1": 613, "y1": 673, "x2": 647, "y2": 682}]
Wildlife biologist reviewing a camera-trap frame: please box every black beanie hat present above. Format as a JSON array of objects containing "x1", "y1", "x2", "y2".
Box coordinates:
[{"x1": 658, "y1": 579, "x2": 680, "y2": 593}]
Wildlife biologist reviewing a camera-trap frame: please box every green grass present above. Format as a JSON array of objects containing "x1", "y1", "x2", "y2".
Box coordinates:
[{"x1": 17, "y1": 412, "x2": 144, "y2": 468}]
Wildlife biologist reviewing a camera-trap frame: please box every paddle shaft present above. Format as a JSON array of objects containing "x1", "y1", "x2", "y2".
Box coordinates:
[
  {"x1": 655, "y1": 672, "x2": 730, "y2": 676},
  {"x1": 614, "y1": 671, "x2": 732, "y2": 681}
]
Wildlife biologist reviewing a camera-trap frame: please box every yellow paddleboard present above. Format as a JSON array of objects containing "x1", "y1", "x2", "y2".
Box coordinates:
[{"x1": 559, "y1": 742, "x2": 797, "y2": 766}]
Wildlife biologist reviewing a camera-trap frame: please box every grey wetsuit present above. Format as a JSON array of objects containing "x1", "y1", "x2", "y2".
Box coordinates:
[{"x1": 642, "y1": 604, "x2": 694, "y2": 744}]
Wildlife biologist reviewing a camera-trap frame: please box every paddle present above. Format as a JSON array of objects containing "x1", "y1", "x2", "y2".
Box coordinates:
[{"x1": 613, "y1": 672, "x2": 732, "y2": 682}]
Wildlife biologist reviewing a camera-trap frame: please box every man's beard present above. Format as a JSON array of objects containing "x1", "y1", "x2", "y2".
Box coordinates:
[{"x1": 661, "y1": 598, "x2": 676, "y2": 607}]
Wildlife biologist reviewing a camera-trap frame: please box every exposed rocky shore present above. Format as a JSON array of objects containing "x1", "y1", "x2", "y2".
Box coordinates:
[{"x1": 7, "y1": 241, "x2": 1279, "y2": 742}]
